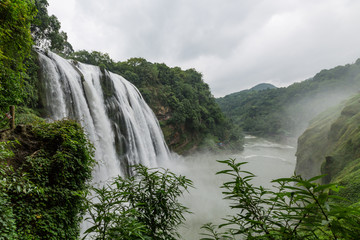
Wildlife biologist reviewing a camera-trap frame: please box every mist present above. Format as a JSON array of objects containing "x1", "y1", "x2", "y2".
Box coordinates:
[
  {"x1": 284, "y1": 82, "x2": 360, "y2": 138},
  {"x1": 159, "y1": 137, "x2": 296, "y2": 239}
]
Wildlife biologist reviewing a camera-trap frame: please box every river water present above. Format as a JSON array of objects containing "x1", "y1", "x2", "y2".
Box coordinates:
[{"x1": 162, "y1": 136, "x2": 296, "y2": 240}]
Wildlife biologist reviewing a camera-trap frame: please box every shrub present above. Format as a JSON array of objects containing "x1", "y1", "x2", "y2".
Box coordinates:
[
  {"x1": 83, "y1": 164, "x2": 192, "y2": 240},
  {"x1": 201, "y1": 159, "x2": 360, "y2": 240},
  {"x1": 0, "y1": 120, "x2": 95, "y2": 239}
]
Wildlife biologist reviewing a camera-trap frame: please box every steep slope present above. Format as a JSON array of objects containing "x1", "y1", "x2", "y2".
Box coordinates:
[
  {"x1": 295, "y1": 104, "x2": 344, "y2": 180},
  {"x1": 217, "y1": 60, "x2": 360, "y2": 140},
  {"x1": 295, "y1": 94, "x2": 360, "y2": 204}
]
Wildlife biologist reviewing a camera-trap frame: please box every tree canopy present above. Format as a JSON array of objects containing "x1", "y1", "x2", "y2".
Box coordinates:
[
  {"x1": 217, "y1": 61, "x2": 360, "y2": 139},
  {"x1": 0, "y1": 0, "x2": 73, "y2": 114},
  {"x1": 31, "y1": 0, "x2": 73, "y2": 55},
  {"x1": 0, "y1": 0, "x2": 37, "y2": 111}
]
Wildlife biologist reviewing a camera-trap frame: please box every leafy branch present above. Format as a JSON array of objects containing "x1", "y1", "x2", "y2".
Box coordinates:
[
  {"x1": 83, "y1": 164, "x2": 193, "y2": 240},
  {"x1": 201, "y1": 158, "x2": 360, "y2": 240}
]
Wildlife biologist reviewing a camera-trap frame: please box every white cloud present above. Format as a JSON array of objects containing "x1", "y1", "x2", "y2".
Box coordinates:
[{"x1": 48, "y1": 0, "x2": 360, "y2": 97}]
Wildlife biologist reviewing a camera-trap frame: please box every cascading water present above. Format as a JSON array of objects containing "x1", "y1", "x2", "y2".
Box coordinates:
[
  {"x1": 37, "y1": 50, "x2": 171, "y2": 182},
  {"x1": 35, "y1": 50, "x2": 298, "y2": 239}
]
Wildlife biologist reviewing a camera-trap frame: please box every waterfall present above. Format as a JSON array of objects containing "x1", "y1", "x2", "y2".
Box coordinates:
[{"x1": 37, "y1": 50, "x2": 171, "y2": 181}]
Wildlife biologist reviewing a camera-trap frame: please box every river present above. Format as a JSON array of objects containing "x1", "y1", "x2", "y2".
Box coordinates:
[{"x1": 162, "y1": 136, "x2": 296, "y2": 239}]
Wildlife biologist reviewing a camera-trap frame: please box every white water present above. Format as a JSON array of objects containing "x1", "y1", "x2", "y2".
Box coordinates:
[
  {"x1": 162, "y1": 136, "x2": 296, "y2": 240},
  {"x1": 37, "y1": 51, "x2": 296, "y2": 239},
  {"x1": 37, "y1": 50, "x2": 171, "y2": 182}
]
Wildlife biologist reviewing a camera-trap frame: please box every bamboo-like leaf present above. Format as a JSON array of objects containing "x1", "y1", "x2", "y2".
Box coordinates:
[
  {"x1": 307, "y1": 174, "x2": 327, "y2": 182},
  {"x1": 313, "y1": 183, "x2": 336, "y2": 192}
]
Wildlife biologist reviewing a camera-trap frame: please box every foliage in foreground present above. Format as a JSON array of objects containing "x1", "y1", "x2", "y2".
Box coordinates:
[
  {"x1": 83, "y1": 164, "x2": 193, "y2": 240},
  {"x1": 201, "y1": 159, "x2": 360, "y2": 240}
]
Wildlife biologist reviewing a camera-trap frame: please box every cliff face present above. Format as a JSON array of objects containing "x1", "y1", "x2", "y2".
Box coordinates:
[
  {"x1": 295, "y1": 104, "x2": 343, "y2": 180},
  {"x1": 295, "y1": 94, "x2": 360, "y2": 203}
]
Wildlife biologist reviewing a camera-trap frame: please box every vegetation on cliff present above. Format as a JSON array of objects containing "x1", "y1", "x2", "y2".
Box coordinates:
[
  {"x1": 217, "y1": 61, "x2": 360, "y2": 140},
  {"x1": 296, "y1": 93, "x2": 360, "y2": 205},
  {"x1": 0, "y1": 120, "x2": 95, "y2": 239},
  {"x1": 31, "y1": 0, "x2": 73, "y2": 55}
]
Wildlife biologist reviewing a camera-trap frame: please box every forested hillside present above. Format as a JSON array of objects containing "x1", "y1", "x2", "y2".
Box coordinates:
[
  {"x1": 69, "y1": 52, "x2": 243, "y2": 153},
  {"x1": 217, "y1": 61, "x2": 360, "y2": 140},
  {"x1": 296, "y1": 93, "x2": 360, "y2": 204}
]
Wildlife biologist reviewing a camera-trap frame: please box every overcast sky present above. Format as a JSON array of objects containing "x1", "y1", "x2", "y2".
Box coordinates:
[{"x1": 48, "y1": 0, "x2": 360, "y2": 97}]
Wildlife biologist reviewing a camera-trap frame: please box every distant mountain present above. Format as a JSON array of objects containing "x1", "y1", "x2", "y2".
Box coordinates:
[
  {"x1": 216, "y1": 59, "x2": 360, "y2": 140},
  {"x1": 216, "y1": 83, "x2": 277, "y2": 107},
  {"x1": 250, "y1": 83, "x2": 277, "y2": 91}
]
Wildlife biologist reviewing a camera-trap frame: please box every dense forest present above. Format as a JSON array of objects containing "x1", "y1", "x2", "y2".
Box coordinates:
[{"x1": 217, "y1": 62, "x2": 360, "y2": 141}]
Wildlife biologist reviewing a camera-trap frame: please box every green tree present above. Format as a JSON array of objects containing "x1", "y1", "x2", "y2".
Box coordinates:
[
  {"x1": 0, "y1": 0, "x2": 37, "y2": 111},
  {"x1": 71, "y1": 50, "x2": 114, "y2": 70},
  {"x1": 83, "y1": 182, "x2": 147, "y2": 240},
  {"x1": 31, "y1": 0, "x2": 73, "y2": 55}
]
